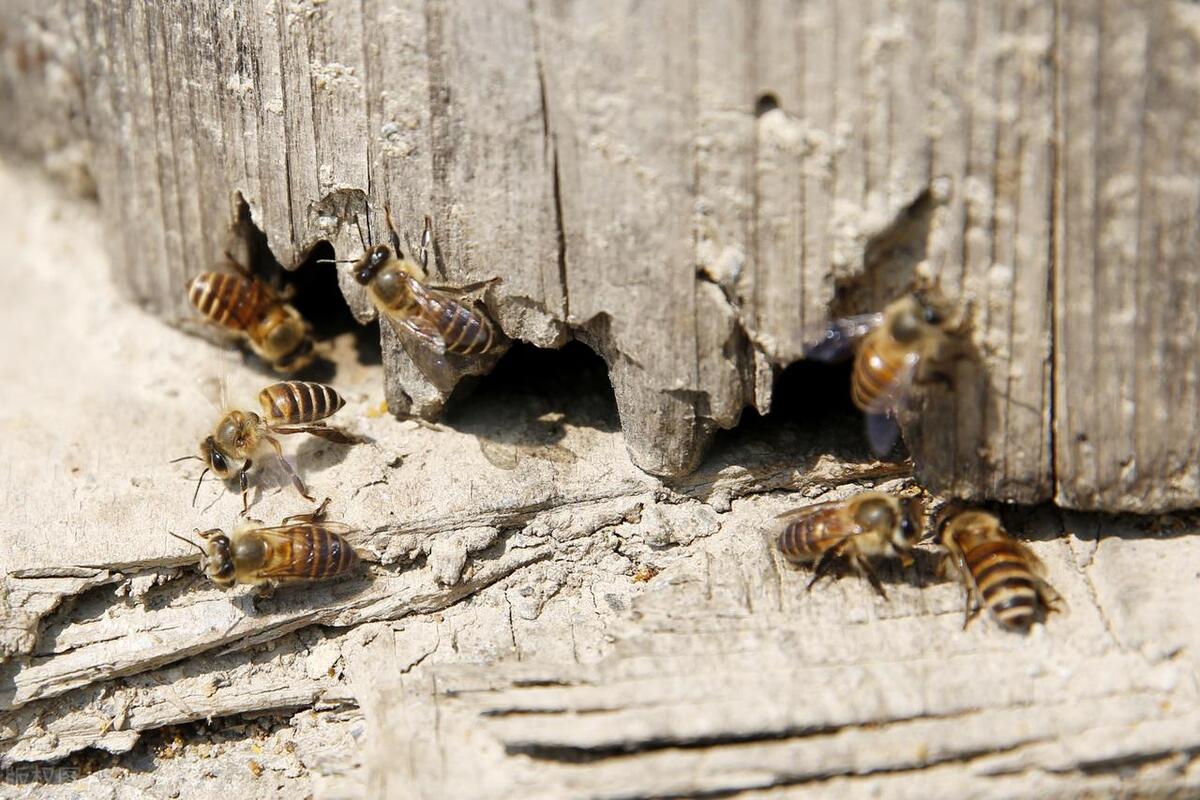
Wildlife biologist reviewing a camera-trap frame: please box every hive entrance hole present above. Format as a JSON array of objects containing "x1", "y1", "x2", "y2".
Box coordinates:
[
  {"x1": 698, "y1": 357, "x2": 886, "y2": 475},
  {"x1": 441, "y1": 341, "x2": 620, "y2": 465},
  {"x1": 227, "y1": 193, "x2": 381, "y2": 379}
]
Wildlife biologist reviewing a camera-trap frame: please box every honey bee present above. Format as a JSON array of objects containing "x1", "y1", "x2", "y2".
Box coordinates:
[
  {"x1": 935, "y1": 508, "x2": 1063, "y2": 632},
  {"x1": 347, "y1": 214, "x2": 502, "y2": 355},
  {"x1": 168, "y1": 500, "x2": 360, "y2": 588},
  {"x1": 806, "y1": 289, "x2": 961, "y2": 454},
  {"x1": 175, "y1": 381, "x2": 359, "y2": 513},
  {"x1": 187, "y1": 254, "x2": 316, "y2": 373},
  {"x1": 776, "y1": 492, "x2": 923, "y2": 597}
]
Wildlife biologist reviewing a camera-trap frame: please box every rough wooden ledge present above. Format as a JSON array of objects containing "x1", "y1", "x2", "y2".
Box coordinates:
[{"x1": 2, "y1": 159, "x2": 1199, "y2": 800}]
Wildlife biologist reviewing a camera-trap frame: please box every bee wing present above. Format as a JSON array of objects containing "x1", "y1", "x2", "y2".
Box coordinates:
[
  {"x1": 863, "y1": 354, "x2": 920, "y2": 456},
  {"x1": 773, "y1": 498, "x2": 855, "y2": 523},
  {"x1": 1005, "y1": 539, "x2": 1051, "y2": 578},
  {"x1": 1007, "y1": 541, "x2": 1070, "y2": 615},
  {"x1": 774, "y1": 503, "x2": 865, "y2": 542},
  {"x1": 384, "y1": 279, "x2": 452, "y2": 354},
  {"x1": 479, "y1": 439, "x2": 520, "y2": 470},
  {"x1": 191, "y1": 374, "x2": 233, "y2": 413},
  {"x1": 804, "y1": 313, "x2": 884, "y2": 363},
  {"x1": 865, "y1": 414, "x2": 901, "y2": 456},
  {"x1": 251, "y1": 522, "x2": 356, "y2": 539},
  {"x1": 271, "y1": 425, "x2": 367, "y2": 445},
  {"x1": 534, "y1": 443, "x2": 579, "y2": 464}
]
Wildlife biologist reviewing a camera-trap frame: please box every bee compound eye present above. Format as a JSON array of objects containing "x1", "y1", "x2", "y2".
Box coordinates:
[
  {"x1": 890, "y1": 309, "x2": 922, "y2": 343},
  {"x1": 208, "y1": 448, "x2": 229, "y2": 475}
]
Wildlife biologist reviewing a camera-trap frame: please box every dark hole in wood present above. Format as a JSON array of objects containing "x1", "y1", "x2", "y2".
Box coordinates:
[
  {"x1": 442, "y1": 342, "x2": 620, "y2": 469},
  {"x1": 223, "y1": 197, "x2": 382, "y2": 378},
  {"x1": 755, "y1": 93, "x2": 780, "y2": 116},
  {"x1": 699, "y1": 358, "x2": 889, "y2": 475}
]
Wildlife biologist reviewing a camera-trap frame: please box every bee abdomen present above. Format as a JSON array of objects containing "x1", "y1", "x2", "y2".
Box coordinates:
[
  {"x1": 427, "y1": 298, "x2": 497, "y2": 355},
  {"x1": 967, "y1": 542, "x2": 1042, "y2": 631},
  {"x1": 296, "y1": 525, "x2": 360, "y2": 579},
  {"x1": 777, "y1": 515, "x2": 833, "y2": 563},
  {"x1": 259, "y1": 381, "x2": 345, "y2": 424},
  {"x1": 188, "y1": 272, "x2": 268, "y2": 331},
  {"x1": 851, "y1": 339, "x2": 895, "y2": 412}
]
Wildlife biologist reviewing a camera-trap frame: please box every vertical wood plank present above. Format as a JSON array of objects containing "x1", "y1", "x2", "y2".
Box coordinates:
[{"x1": 5, "y1": 0, "x2": 1197, "y2": 506}]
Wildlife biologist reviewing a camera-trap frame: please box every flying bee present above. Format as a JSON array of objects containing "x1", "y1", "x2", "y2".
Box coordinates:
[
  {"x1": 186, "y1": 253, "x2": 316, "y2": 373},
  {"x1": 935, "y1": 508, "x2": 1064, "y2": 632},
  {"x1": 168, "y1": 500, "x2": 360, "y2": 588},
  {"x1": 776, "y1": 491, "x2": 923, "y2": 598},
  {"x1": 174, "y1": 381, "x2": 360, "y2": 513},
  {"x1": 805, "y1": 289, "x2": 962, "y2": 455},
  {"x1": 335, "y1": 213, "x2": 502, "y2": 355}
]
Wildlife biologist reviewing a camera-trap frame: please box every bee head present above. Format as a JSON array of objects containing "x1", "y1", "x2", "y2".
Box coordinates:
[
  {"x1": 930, "y1": 501, "x2": 971, "y2": 547},
  {"x1": 895, "y1": 497, "x2": 925, "y2": 551},
  {"x1": 202, "y1": 436, "x2": 236, "y2": 479},
  {"x1": 197, "y1": 529, "x2": 237, "y2": 587},
  {"x1": 913, "y1": 286, "x2": 958, "y2": 328},
  {"x1": 889, "y1": 298, "x2": 927, "y2": 344},
  {"x1": 354, "y1": 244, "x2": 393, "y2": 286},
  {"x1": 854, "y1": 496, "x2": 898, "y2": 534}
]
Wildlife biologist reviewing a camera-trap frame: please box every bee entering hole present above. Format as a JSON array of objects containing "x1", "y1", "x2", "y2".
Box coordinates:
[
  {"x1": 441, "y1": 342, "x2": 619, "y2": 470},
  {"x1": 288, "y1": 240, "x2": 380, "y2": 369},
  {"x1": 190, "y1": 198, "x2": 381, "y2": 379},
  {"x1": 755, "y1": 93, "x2": 781, "y2": 117},
  {"x1": 699, "y1": 358, "x2": 881, "y2": 472}
]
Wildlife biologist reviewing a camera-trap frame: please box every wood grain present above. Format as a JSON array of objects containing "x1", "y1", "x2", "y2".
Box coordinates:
[
  {"x1": 2, "y1": 162, "x2": 1199, "y2": 797},
  {"x1": 1, "y1": 0, "x2": 1196, "y2": 505}
]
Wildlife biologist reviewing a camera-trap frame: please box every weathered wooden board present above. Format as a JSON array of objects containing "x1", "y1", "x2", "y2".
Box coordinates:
[
  {"x1": 2, "y1": 160, "x2": 1199, "y2": 799},
  {"x1": 3, "y1": 0, "x2": 1197, "y2": 509},
  {"x1": 356, "y1": 506, "x2": 1200, "y2": 799}
]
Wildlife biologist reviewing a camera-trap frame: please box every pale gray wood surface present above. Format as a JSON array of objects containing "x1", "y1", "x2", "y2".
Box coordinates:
[
  {"x1": 2, "y1": 160, "x2": 1199, "y2": 799},
  {"x1": 3, "y1": 1, "x2": 1197, "y2": 509}
]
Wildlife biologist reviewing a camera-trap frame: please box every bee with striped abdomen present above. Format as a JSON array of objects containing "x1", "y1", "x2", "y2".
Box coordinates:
[
  {"x1": 178, "y1": 381, "x2": 360, "y2": 513},
  {"x1": 349, "y1": 214, "x2": 502, "y2": 356},
  {"x1": 186, "y1": 254, "x2": 316, "y2": 373},
  {"x1": 805, "y1": 289, "x2": 961, "y2": 455},
  {"x1": 168, "y1": 499, "x2": 360, "y2": 588},
  {"x1": 935, "y1": 508, "x2": 1064, "y2": 632},
  {"x1": 776, "y1": 492, "x2": 923, "y2": 598}
]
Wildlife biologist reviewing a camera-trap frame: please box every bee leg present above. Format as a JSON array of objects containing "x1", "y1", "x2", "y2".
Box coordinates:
[
  {"x1": 384, "y1": 208, "x2": 404, "y2": 257},
  {"x1": 238, "y1": 461, "x2": 253, "y2": 515},
  {"x1": 1038, "y1": 580, "x2": 1066, "y2": 618},
  {"x1": 267, "y1": 436, "x2": 315, "y2": 502},
  {"x1": 961, "y1": 591, "x2": 982, "y2": 629},
  {"x1": 903, "y1": 554, "x2": 923, "y2": 588},
  {"x1": 806, "y1": 548, "x2": 843, "y2": 592},
  {"x1": 419, "y1": 214, "x2": 433, "y2": 275},
  {"x1": 282, "y1": 498, "x2": 331, "y2": 525},
  {"x1": 426, "y1": 277, "x2": 502, "y2": 296},
  {"x1": 856, "y1": 557, "x2": 889, "y2": 599}
]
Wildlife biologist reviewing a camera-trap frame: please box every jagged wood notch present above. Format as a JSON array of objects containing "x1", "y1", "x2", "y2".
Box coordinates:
[{"x1": 2, "y1": 0, "x2": 1199, "y2": 511}]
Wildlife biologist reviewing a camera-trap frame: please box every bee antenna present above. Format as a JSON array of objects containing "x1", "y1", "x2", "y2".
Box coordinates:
[
  {"x1": 315, "y1": 258, "x2": 357, "y2": 266},
  {"x1": 166, "y1": 530, "x2": 208, "y2": 557},
  {"x1": 169, "y1": 454, "x2": 202, "y2": 463},
  {"x1": 192, "y1": 467, "x2": 211, "y2": 507},
  {"x1": 354, "y1": 212, "x2": 370, "y2": 250}
]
